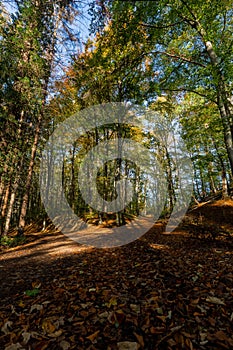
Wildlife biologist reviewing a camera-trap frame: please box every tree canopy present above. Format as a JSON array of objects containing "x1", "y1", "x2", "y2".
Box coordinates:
[{"x1": 0, "y1": 0, "x2": 232, "y2": 233}]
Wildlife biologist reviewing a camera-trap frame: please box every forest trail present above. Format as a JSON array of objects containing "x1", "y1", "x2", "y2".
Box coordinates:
[
  {"x1": 1, "y1": 2, "x2": 232, "y2": 348},
  {"x1": 0, "y1": 199, "x2": 233, "y2": 349}
]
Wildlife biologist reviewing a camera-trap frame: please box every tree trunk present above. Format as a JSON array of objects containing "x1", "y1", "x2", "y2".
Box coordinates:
[
  {"x1": 165, "y1": 146, "x2": 175, "y2": 212},
  {"x1": 0, "y1": 182, "x2": 11, "y2": 235},
  {"x1": 222, "y1": 170, "x2": 228, "y2": 199},
  {"x1": 4, "y1": 158, "x2": 23, "y2": 235},
  {"x1": 18, "y1": 116, "x2": 42, "y2": 228},
  {"x1": 217, "y1": 90, "x2": 233, "y2": 175},
  {"x1": 204, "y1": 41, "x2": 233, "y2": 175},
  {"x1": 1, "y1": 110, "x2": 25, "y2": 234},
  {"x1": 212, "y1": 138, "x2": 229, "y2": 198},
  {"x1": 0, "y1": 163, "x2": 9, "y2": 201},
  {"x1": 69, "y1": 145, "x2": 76, "y2": 211}
]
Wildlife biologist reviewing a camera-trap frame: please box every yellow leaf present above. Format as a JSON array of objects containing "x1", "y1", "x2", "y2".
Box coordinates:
[
  {"x1": 18, "y1": 300, "x2": 25, "y2": 308},
  {"x1": 107, "y1": 297, "x2": 118, "y2": 307},
  {"x1": 32, "y1": 281, "x2": 41, "y2": 289},
  {"x1": 86, "y1": 330, "x2": 100, "y2": 343},
  {"x1": 42, "y1": 319, "x2": 56, "y2": 334},
  {"x1": 156, "y1": 315, "x2": 167, "y2": 323}
]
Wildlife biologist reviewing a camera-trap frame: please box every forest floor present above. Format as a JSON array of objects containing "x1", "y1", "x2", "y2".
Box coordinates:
[{"x1": 0, "y1": 199, "x2": 233, "y2": 350}]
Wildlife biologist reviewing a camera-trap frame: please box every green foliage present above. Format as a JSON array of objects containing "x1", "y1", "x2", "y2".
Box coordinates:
[
  {"x1": 1, "y1": 0, "x2": 232, "y2": 234},
  {"x1": 0, "y1": 235, "x2": 26, "y2": 248},
  {"x1": 24, "y1": 288, "x2": 40, "y2": 297},
  {"x1": 105, "y1": 0, "x2": 233, "y2": 95},
  {"x1": 88, "y1": 0, "x2": 233, "y2": 181},
  {"x1": 179, "y1": 93, "x2": 230, "y2": 197},
  {"x1": 0, "y1": 0, "x2": 81, "y2": 233}
]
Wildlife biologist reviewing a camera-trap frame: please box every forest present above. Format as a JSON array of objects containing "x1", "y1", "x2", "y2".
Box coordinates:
[{"x1": 0, "y1": 0, "x2": 233, "y2": 349}]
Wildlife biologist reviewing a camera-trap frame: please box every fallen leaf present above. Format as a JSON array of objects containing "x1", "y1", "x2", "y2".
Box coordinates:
[
  {"x1": 18, "y1": 301, "x2": 25, "y2": 308},
  {"x1": 30, "y1": 304, "x2": 43, "y2": 313},
  {"x1": 10, "y1": 306, "x2": 20, "y2": 316},
  {"x1": 4, "y1": 343, "x2": 24, "y2": 350},
  {"x1": 59, "y1": 340, "x2": 70, "y2": 350},
  {"x1": 215, "y1": 330, "x2": 230, "y2": 342},
  {"x1": 33, "y1": 340, "x2": 48, "y2": 350},
  {"x1": 133, "y1": 332, "x2": 144, "y2": 347},
  {"x1": 156, "y1": 315, "x2": 167, "y2": 322},
  {"x1": 86, "y1": 330, "x2": 100, "y2": 343},
  {"x1": 206, "y1": 296, "x2": 225, "y2": 305},
  {"x1": 117, "y1": 341, "x2": 139, "y2": 350},
  {"x1": 22, "y1": 331, "x2": 31, "y2": 344},
  {"x1": 22, "y1": 331, "x2": 39, "y2": 344},
  {"x1": 156, "y1": 307, "x2": 163, "y2": 315},
  {"x1": 32, "y1": 281, "x2": 41, "y2": 289},
  {"x1": 48, "y1": 329, "x2": 63, "y2": 338},
  {"x1": 185, "y1": 338, "x2": 194, "y2": 349},
  {"x1": 130, "y1": 304, "x2": 140, "y2": 313},
  {"x1": 1, "y1": 321, "x2": 13, "y2": 335},
  {"x1": 208, "y1": 316, "x2": 216, "y2": 326},
  {"x1": 107, "y1": 297, "x2": 118, "y2": 307},
  {"x1": 42, "y1": 319, "x2": 56, "y2": 334}
]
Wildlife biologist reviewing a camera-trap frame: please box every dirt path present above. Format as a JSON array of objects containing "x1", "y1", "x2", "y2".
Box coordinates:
[
  {"x1": 0, "y1": 217, "x2": 157, "y2": 300},
  {"x1": 0, "y1": 231, "x2": 92, "y2": 300}
]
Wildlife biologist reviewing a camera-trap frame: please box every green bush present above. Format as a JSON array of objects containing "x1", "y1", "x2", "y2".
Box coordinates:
[{"x1": 0, "y1": 235, "x2": 26, "y2": 248}]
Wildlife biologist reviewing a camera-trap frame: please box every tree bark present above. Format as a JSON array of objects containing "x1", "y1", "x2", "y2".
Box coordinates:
[
  {"x1": 181, "y1": 6, "x2": 233, "y2": 176},
  {"x1": 0, "y1": 182, "x2": 10, "y2": 235},
  {"x1": 18, "y1": 116, "x2": 42, "y2": 228},
  {"x1": 4, "y1": 157, "x2": 24, "y2": 235},
  {"x1": 204, "y1": 40, "x2": 233, "y2": 175}
]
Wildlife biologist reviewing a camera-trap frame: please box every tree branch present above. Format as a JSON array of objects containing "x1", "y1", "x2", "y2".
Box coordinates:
[
  {"x1": 139, "y1": 21, "x2": 183, "y2": 30},
  {"x1": 162, "y1": 88, "x2": 218, "y2": 104},
  {"x1": 150, "y1": 50, "x2": 206, "y2": 67}
]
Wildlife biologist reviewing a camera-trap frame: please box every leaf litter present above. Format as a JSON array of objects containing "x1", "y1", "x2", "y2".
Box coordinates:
[{"x1": 0, "y1": 201, "x2": 233, "y2": 349}]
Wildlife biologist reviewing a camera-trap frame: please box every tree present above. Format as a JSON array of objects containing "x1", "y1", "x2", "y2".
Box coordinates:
[
  {"x1": 179, "y1": 93, "x2": 230, "y2": 199},
  {"x1": 91, "y1": 0, "x2": 233, "y2": 178},
  {"x1": 0, "y1": 0, "x2": 81, "y2": 234}
]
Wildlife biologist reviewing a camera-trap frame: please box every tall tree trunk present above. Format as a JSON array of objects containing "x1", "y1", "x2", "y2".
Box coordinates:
[
  {"x1": 193, "y1": 161, "x2": 201, "y2": 199},
  {"x1": 185, "y1": 10, "x2": 233, "y2": 176},
  {"x1": 0, "y1": 163, "x2": 9, "y2": 201},
  {"x1": 217, "y1": 90, "x2": 233, "y2": 175},
  {"x1": 203, "y1": 41, "x2": 233, "y2": 175},
  {"x1": 222, "y1": 169, "x2": 228, "y2": 199},
  {"x1": 4, "y1": 157, "x2": 24, "y2": 235},
  {"x1": 165, "y1": 146, "x2": 175, "y2": 212},
  {"x1": 18, "y1": 116, "x2": 42, "y2": 228},
  {"x1": 115, "y1": 124, "x2": 124, "y2": 226},
  {"x1": 200, "y1": 167, "x2": 206, "y2": 199},
  {"x1": 212, "y1": 138, "x2": 229, "y2": 198},
  {"x1": 1, "y1": 110, "x2": 25, "y2": 234},
  {"x1": 69, "y1": 145, "x2": 76, "y2": 211},
  {"x1": 18, "y1": 0, "x2": 73, "y2": 228},
  {"x1": 0, "y1": 182, "x2": 11, "y2": 235}
]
